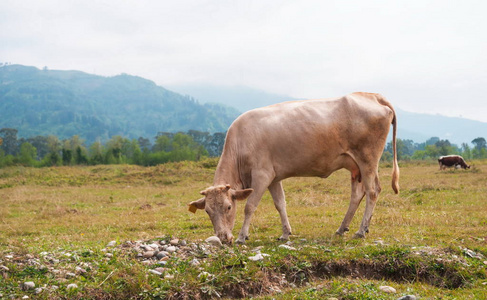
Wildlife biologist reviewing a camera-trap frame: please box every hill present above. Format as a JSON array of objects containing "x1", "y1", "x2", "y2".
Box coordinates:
[
  {"x1": 171, "y1": 84, "x2": 487, "y2": 146},
  {"x1": 0, "y1": 64, "x2": 239, "y2": 143}
]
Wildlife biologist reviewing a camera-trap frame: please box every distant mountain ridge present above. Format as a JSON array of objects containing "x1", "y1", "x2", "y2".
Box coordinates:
[
  {"x1": 1, "y1": 64, "x2": 485, "y2": 146},
  {"x1": 0, "y1": 64, "x2": 240, "y2": 143},
  {"x1": 169, "y1": 83, "x2": 296, "y2": 113}
]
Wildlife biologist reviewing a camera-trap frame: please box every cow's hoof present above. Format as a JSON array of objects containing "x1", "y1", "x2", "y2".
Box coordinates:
[
  {"x1": 235, "y1": 236, "x2": 248, "y2": 244},
  {"x1": 277, "y1": 236, "x2": 290, "y2": 241},
  {"x1": 353, "y1": 232, "x2": 366, "y2": 239},
  {"x1": 335, "y1": 227, "x2": 349, "y2": 236}
]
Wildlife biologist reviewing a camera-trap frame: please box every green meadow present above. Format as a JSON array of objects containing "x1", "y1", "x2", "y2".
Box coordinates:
[{"x1": 1, "y1": 159, "x2": 486, "y2": 299}]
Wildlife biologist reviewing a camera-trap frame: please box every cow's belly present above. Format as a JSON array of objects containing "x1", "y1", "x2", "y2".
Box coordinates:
[{"x1": 273, "y1": 152, "x2": 358, "y2": 181}]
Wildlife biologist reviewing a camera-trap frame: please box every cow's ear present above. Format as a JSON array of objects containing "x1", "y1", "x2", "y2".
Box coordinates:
[
  {"x1": 232, "y1": 188, "x2": 253, "y2": 201},
  {"x1": 188, "y1": 197, "x2": 205, "y2": 213}
]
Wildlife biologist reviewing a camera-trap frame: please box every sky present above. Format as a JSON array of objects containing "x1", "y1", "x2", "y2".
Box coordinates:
[{"x1": 1, "y1": 0, "x2": 487, "y2": 122}]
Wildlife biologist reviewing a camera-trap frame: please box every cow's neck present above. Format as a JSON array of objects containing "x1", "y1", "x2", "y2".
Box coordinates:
[{"x1": 213, "y1": 149, "x2": 243, "y2": 189}]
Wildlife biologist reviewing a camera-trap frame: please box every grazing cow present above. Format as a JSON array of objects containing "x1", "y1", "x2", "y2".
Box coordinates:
[
  {"x1": 189, "y1": 92, "x2": 399, "y2": 244},
  {"x1": 438, "y1": 155, "x2": 470, "y2": 170}
]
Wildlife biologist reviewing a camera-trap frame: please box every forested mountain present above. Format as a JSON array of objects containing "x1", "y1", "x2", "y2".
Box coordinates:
[{"x1": 0, "y1": 64, "x2": 239, "y2": 143}]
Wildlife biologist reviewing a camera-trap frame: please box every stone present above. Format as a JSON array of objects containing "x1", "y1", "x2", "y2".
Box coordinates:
[
  {"x1": 143, "y1": 251, "x2": 155, "y2": 258},
  {"x1": 397, "y1": 295, "x2": 417, "y2": 300},
  {"x1": 170, "y1": 239, "x2": 179, "y2": 245},
  {"x1": 149, "y1": 269, "x2": 162, "y2": 276},
  {"x1": 278, "y1": 244, "x2": 296, "y2": 250},
  {"x1": 248, "y1": 253, "x2": 267, "y2": 261},
  {"x1": 66, "y1": 283, "x2": 78, "y2": 290},
  {"x1": 190, "y1": 258, "x2": 200, "y2": 266},
  {"x1": 156, "y1": 251, "x2": 168, "y2": 259},
  {"x1": 149, "y1": 243, "x2": 160, "y2": 250},
  {"x1": 205, "y1": 236, "x2": 223, "y2": 247},
  {"x1": 379, "y1": 285, "x2": 396, "y2": 293},
  {"x1": 142, "y1": 245, "x2": 154, "y2": 251},
  {"x1": 166, "y1": 246, "x2": 177, "y2": 253},
  {"x1": 65, "y1": 272, "x2": 76, "y2": 278},
  {"x1": 75, "y1": 266, "x2": 87, "y2": 274},
  {"x1": 154, "y1": 267, "x2": 166, "y2": 273},
  {"x1": 22, "y1": 282, "x2": 35, "y2": 290},
  {"x1": 34, "y1": 288, "x2": 43, "y2": 294},
  {"x1": 107, "y1": 241, "x2": 117, "y2": 247}
]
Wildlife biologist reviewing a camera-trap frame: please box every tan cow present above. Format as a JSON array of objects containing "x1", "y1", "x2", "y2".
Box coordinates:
[{"x1": 189, "y1": 92, "x2": 399, "y2": 244}]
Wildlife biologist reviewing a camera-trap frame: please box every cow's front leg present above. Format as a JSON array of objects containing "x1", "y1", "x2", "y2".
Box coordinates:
[
  {"x1": 269, "y1": 181, "x2": 292, "y2": 240},
  {"x1": 236, "y1": 190, "x2": 265, "y2": 244},
  {"x1": 236, "y1": 172, "x2": 271, "y2": 244}
]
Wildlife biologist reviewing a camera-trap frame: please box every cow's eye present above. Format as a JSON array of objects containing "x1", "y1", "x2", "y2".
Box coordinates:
[{"x1": 227, "y1": 205, "x2": 232, "y2": 211}]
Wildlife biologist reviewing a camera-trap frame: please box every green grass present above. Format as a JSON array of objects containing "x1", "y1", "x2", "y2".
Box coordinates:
[{"x1": 0, "y1": 159, "x2": 486, "y2": 299}]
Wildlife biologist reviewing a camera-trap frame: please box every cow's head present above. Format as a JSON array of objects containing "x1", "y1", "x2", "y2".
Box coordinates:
[{"x1": 188, "y1": 184, "x2": 253, "y2": 244}]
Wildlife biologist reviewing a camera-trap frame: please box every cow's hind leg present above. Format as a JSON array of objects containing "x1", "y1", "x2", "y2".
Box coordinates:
[
  {"x1": 336, "y1": 172, "x2": 365, "y2": 235},
  {"x1": 354, "y1": 171, "x2": 381, "y2": 238},
  {"x1": 269, "y1": 181, "x2": 292, "y2": 240}
]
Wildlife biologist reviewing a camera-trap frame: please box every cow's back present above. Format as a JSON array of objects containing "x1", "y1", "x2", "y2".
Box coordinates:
[{"x1": 223, "y1": 92, "x2": 394, "y2": 180}]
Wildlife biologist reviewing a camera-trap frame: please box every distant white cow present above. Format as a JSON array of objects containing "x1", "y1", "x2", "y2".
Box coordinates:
[{"x1": 189, "y1": 92, "x2": 399, "y2": 244}]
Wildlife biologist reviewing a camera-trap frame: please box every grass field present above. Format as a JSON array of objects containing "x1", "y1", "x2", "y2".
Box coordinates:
[{"x1": 0, "y1": 159, "x2": 486, "y2": 299}]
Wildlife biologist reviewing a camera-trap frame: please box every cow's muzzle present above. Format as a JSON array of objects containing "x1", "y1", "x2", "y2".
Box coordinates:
[{"x1": 217, "y1": 232, "x2": 234, "y2": 245}]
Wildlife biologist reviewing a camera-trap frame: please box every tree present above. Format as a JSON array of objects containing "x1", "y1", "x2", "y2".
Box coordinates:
[
  {"x1": 128, "y1": 139, "x2": 143, "y2": 165},
  {"x1": 425, "y1": 145, "x2": 440, "y2": 158},
  {"x1": 153, "y1": 135, "x2": 172, "y2": 153},
  {"x1": 435, "y1": 139, "x2": 455, "y2": 156},
  {"x1": 411, "y1": 150, "x2": 428, "y2": 160},
  {"x1": 461, "y1": 143, "x2": 472, "y2": 160},
  {"x1": 471, "y1": 137, "x2": 487, "y2": 159},
  {"x1": 471, "y1": 137, "x2": 486, "y2": 151},
  {"x1": 47, "y1": 135, "x2": 61, "y2": 154},
  {"x1": 75, "y1": 146, "x2": 88, "y2": 165},
  {"x1": 137, "y1": 137, "x2": 151, "y2": 151},
  {"x1": 26, "y1": 136, "x2": 49, "y2": 160},
  {"x1": 0, "y1": 128, "x2": 19, "y2": 156},
  {"x1": 62, "y1": 148, "x2": 73, "y2": 165},
  {"x1": 89, "y1": 140, "x2": 104, "y2": 165},
  {"x1": 18, "y1": 142, "x2": 37, "y2": 166},
  {"x1": 105, "y1": 136, "x2": 128, "y2": 164}
]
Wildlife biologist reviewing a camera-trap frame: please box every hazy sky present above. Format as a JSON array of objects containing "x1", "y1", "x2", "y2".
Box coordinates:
[{"x1": 2, "y1": 0, "x2": 486, "y2": 122}]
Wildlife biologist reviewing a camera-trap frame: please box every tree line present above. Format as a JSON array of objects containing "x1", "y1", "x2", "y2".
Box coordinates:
[
  {"x1": 382, "y1": 136, "x2": 487, "y2": 161},
  {"x1": 0, "y1": 128, "x2": 225, "y2": 168},
  {"x1": 1, "y1": 127, "x2": 486, "y2": 168}
]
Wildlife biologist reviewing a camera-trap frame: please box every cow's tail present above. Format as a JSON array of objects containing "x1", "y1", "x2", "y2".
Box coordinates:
[
  {"x1": 391, "y1": 111, "x2": 400, "y2": 194},
  {"x1": 377, "y1": 95, "x2": 400, "y2": 194}
]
